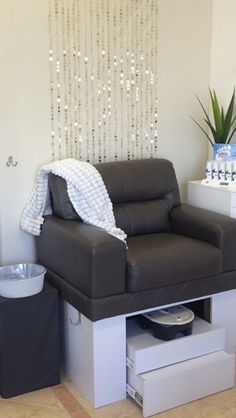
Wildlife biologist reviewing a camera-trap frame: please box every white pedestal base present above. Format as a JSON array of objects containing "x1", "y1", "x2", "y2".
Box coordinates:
[
  {"x1": 62, "y1": 289, "x2": 236, "y2": 410},
  {"x1": 62, "y1": 301, "x2": 126, "y2": 407},
  {"x1": 211, "y1": 289, "x2": 236, "y2": 355}
]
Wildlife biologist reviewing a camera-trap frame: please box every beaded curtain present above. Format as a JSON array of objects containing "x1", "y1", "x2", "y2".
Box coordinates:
[{"x1": 48, "y1": 0, "x2": 158, "y2": 162}]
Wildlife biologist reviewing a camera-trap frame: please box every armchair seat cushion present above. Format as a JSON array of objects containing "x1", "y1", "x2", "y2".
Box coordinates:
[{"x1": 126, "y1": 233, "x2": 222, "y2": 292}]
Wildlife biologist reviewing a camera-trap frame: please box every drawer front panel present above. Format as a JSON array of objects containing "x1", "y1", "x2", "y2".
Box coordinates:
[
  {"x1": 126, "y1": 317, "x2": 225, "y2": 374},
  {"x1": 128, "y1": 351, "x2": 235, "y2": 417}
]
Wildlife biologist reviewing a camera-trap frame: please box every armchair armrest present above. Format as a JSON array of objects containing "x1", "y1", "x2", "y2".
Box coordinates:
[
  {"x1": 170, "y1": 203, "x2": 236, "y2": 272},
  {"x1": 36, "y1": 216, "x2": 127, "y2": 299}
]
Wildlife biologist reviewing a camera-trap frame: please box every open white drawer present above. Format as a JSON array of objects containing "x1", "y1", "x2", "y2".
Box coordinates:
[
  {"x1": 126, "y1": 316, "x2": 225, "y2": 374},
  {"x1": 127, "y1": 350, "x2": 235, "y2": 417}
]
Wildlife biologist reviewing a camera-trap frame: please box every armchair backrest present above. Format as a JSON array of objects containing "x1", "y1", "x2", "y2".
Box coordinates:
[{"x1": 49, "y1": 158, "x2": 180, "y2": 236}]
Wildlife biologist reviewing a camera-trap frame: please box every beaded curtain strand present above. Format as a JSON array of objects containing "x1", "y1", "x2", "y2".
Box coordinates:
[{"x1": 48, "y1": 0, "x2": 159, "y2": 162}]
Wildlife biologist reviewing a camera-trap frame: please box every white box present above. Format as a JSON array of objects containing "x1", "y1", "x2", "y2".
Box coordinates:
[
  {"x1": 126, "y1": 317, "x2": 225, "y2": 373},
  {"x1": 188, "y1": 180, "x2": 236, "y2": 217},
  {"x1": 127, "y1": 351, "x2": 235, "y2": 417}
]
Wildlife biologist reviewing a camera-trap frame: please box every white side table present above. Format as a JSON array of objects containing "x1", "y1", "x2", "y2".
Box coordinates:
[{"x1": 187, "y1": 180, "x2": 236, "y2": 217}]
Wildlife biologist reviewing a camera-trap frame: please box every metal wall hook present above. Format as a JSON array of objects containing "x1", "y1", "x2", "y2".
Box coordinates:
[
  {"x1": 69, "y1": 311, "x2": 81, "y2": 326},
  {"x1": 6, "y1": 156, "x2": 18, "y2": 167}
]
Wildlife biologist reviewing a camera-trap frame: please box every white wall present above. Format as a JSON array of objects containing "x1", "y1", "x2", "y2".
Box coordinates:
[
  {"x1": 0, "y1": 0, "x2": 213, "y2": 264},
  {"x1": 210, "y1": 0, "x2": 236, "y2": 115},
  {"x1": 158, "y1": 0, "x2": 212, "y2": 196},
  {"x1": 0, "y1": 0, "x2": 51, "y2": 264}
]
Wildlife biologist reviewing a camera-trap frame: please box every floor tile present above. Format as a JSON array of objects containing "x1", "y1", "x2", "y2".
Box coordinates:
[
  {"x1": 0, "y1": 400, "x2": 70, "y2": 418},
  {"x1": 52, "y1": 384, "x2": 84, "y2": 415},
  {"x1": 88, "y1": 398, "x2": 142, "y2": 418},
  {"x1": 3, "y1": 386, "x2": 64, "y2": 409},
  {"x1": 2, "y1": 377, "x2": 236, "y2": 417}
]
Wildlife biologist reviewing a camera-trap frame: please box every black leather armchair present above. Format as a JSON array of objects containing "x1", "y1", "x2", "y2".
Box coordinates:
[{"x1": 36, "y1": 158, "x2": 236, "y2": 321}]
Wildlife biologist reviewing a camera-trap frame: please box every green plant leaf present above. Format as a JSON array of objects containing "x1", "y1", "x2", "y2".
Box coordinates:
[
  {"x1": 195, "y1": 94, "x2": 212, "y2": 126},
  {"x1": 224, "y1": 89, "x2": 235, "y2": 138},
  {"x1": 191, "y1": 117, "x2": 214, "y2": 146},
  {"x1": 192, "y1": 88, "x2": 236, "y2": 144},
  {"x1": 204, "y1": 118, "x2": 218, "y2": 142},
  {"x1": 227, "y1": 123, "x2": 236, "y2": 144},
  {"x1": 209, "y1": 89, "x2": 223, "y2": 137}
]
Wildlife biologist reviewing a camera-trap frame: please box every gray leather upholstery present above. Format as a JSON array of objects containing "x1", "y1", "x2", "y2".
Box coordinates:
[
  {"x1": 49, "y1": 158, "x2": 180, "y2": 236},
  {"x1": 36, "y1": 217, "x2": 126, "y2": 299},
  {"x1": 170, "y1": 204, "x2": 236, "y2": 272},
  {"x1": 37, "y1": 158, "x2": 236, "y2": 321},
  {"x1": 44, "y1": 268, "x2": 236, "y2": 321},
  {"x1": 126, "y1": 233, "x2": 222, "y2": 292},
  {"x1": 95, "y1": 159, "x2": 180, "y2": 205},
  {"x1": 48, "y1": 174, "x2": 81, "y2": 220}
]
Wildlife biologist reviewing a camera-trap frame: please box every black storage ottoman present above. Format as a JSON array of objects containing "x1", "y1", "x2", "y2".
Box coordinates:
[{"x1": 0, "y1": 283, "x2": 60, "y2": 398}]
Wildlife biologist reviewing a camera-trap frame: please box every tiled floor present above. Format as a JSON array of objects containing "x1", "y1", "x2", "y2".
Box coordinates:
[{"x1": 1, "y1": 377, "x2": 236, "y2": 418}]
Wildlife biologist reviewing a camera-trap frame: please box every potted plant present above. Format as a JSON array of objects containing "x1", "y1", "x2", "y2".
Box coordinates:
[{"x1": 192, "y1": 88, "x2": 236, "y2": 147}]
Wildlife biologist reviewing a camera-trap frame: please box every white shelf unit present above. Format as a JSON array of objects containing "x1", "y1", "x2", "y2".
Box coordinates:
[
  {"x1": 188, "y1": 180, "x2": 236, "y2": 217},
  {"x1": 126, "y1": 315, "x2": 234, "y2": 417},
  {"x1": 62, "y1": 291, "x2": 236, "y2": 415}
]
